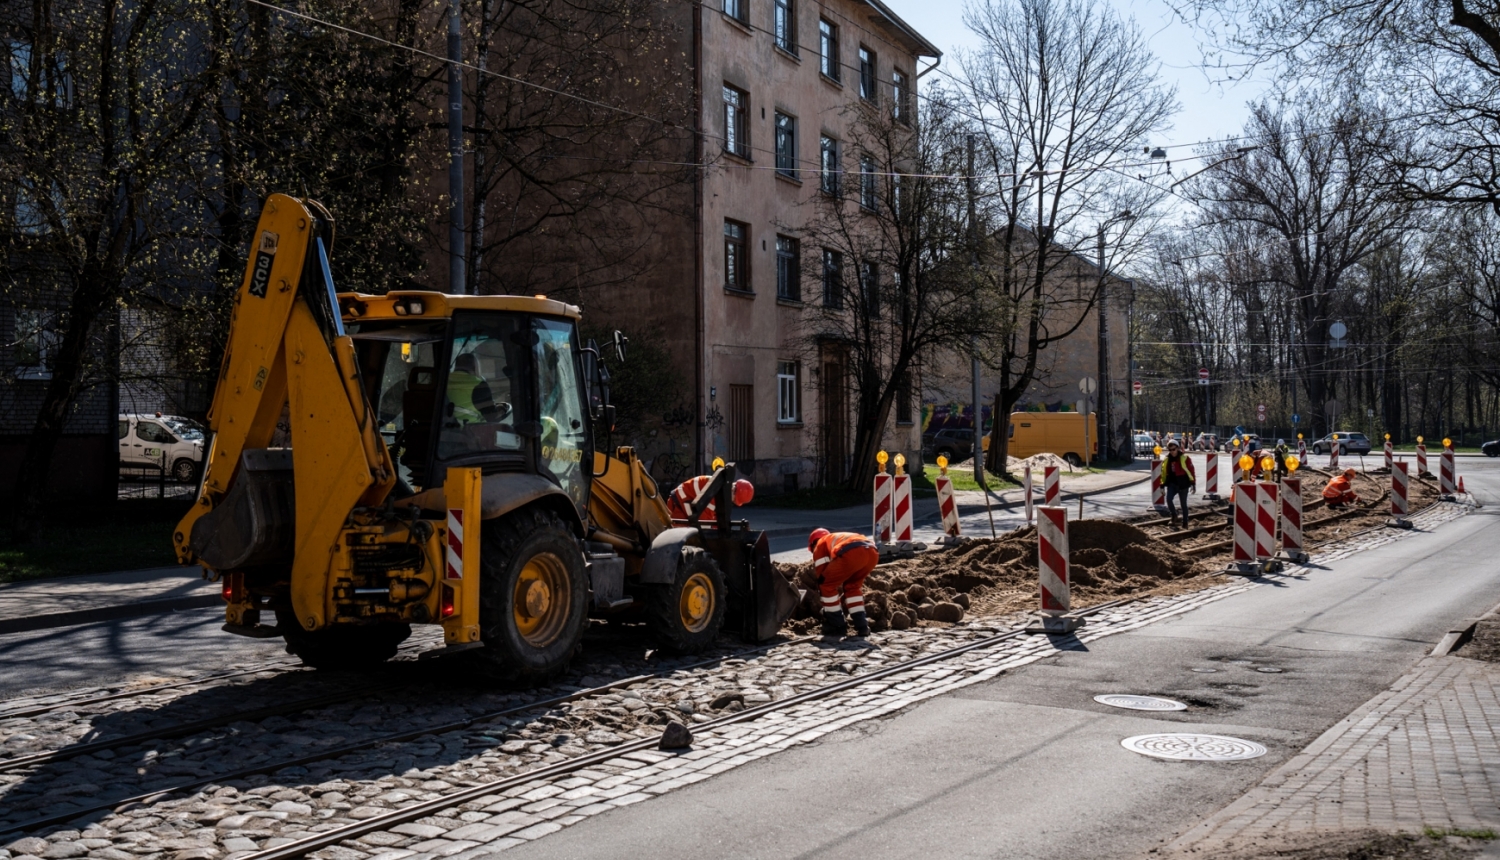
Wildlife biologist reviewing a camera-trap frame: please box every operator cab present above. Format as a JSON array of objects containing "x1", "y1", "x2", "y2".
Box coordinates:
[{"x1": 345, "y1": 297, "x2": 595, "y2": 518}]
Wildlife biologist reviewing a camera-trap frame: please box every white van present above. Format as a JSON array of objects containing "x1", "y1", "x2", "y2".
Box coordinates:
[{"x1": 119, "y1": 413, "x2": 206, "y2": 482}]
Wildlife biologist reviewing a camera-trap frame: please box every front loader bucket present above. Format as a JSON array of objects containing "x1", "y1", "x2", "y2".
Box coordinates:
[{"x1": 748, "y1": 531, "x2": 799, "y2": 641}]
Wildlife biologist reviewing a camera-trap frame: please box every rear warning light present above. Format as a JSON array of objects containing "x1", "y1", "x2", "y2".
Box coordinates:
[
  {"x1": 222, "y1": 572, "x2": 245, "y2": 604},
  {"x1": 441, "y1": 584, "x2": 456, "y2": 618}
]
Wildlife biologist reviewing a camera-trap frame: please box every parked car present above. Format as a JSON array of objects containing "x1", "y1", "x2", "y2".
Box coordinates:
[
  {"x1": 119, "y1": 413, "x2": 205, "y2": 482},
  {"x1": 1310, "y1": 431, "x2": 1373, "y2": 456},
  {"x1": 1133, "y1": 433, "x2": 1155, "y2": 455},
  {"x1": 923, "y1": 428, "x2": 977, "y2": 463},
  {"x1": 1483, "y1": 439, "x2": 1499, "y2": 457}
]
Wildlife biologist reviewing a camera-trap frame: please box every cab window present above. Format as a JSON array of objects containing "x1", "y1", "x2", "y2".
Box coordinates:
[
  {"x1": 436, "y1": 313, "x2": 528, "y2": 463},
  {"x1": 118, "y1": 420, "x2": 129, "y2": 440},
  {"x1": 136, "y1": 422, "x2": 175, "y2": 444},
  {"x1": 533, "y1": 318, "x2": 589, "y2": 509}
]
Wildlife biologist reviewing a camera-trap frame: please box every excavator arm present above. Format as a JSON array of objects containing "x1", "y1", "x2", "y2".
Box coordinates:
[{"x1": 176, "y1": 194, "x2": 396, "y2": 630}]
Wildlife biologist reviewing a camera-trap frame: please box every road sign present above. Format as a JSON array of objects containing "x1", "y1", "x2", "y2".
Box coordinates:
[
  {"x1": 1198, "y1": 368, "x2": 1209, "y2": 380},
  {"x1": 1292, "y1": 413, "x2": 1300, "y2": 425},
  {"x1": 1079, "y1": 376, "x2": 1097, "y2": 395},
  {"x1": 1133, "y1": 381, "x2": 1143, "y2": 395}
]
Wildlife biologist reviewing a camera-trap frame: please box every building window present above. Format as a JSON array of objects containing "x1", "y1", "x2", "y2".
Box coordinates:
[
  {"x1": 776, "y1": 235, "x2": 801, "y2": 301},
  {"x1": 724, "y1": 220, "x2": 749, "y2": 292},
  {"x1": 860, "y1": 260, "x2": 879, "y2": 317},
  {"x1": 859, "y1": 46, "x2": 877, "y2": 102},
  {"x1": 723, "y1": 0, "x2": 748, "y2": 25},
  {"x1": 819, "y1": 19, "x2": 839, "y2": 81},
  {"x1": 860, "y1": 157, "x2": 878, "y2": 210},
  {"x1": 12, "y1": 309, "x2": 60, "y2": 380},
  {"x1": 8, "y1": 39, "x2": 30, "y2": 99},
  {"x1": 778, "y1": 361, "x2": 801, "y2": 423},
  {"x1": 723, "y1": 83, "x2": 748, "y2": 158},
  {"x1": 774, "y1": 0, "x2": 795, "y2": 53},
  {"x1": 820, "y1": 135, "x2": 840, "y2": 195},
  {"x1": 893, "y1": 69, "x2": 911, "y2": 124},
  {"x1": 892, "y1": 173, "x2": 903, "y2": 217},
  {"x1": 896, "y1": 374, "x2": 913, "y2": 425},
  {"x1": 822, "y1": 249, "x2": 843, "y2": 309},
  {"x1": 775, "y1": 112, "x2": 797, "y2": 178}
]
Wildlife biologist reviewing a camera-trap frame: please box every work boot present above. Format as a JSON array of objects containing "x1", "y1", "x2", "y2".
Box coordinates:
[
  {"x1": 850, "y1": 611, "x2": 870, "y2": 638},
  {"x1": 821, "y1": 612, "x2": 847, "y2": 638}
]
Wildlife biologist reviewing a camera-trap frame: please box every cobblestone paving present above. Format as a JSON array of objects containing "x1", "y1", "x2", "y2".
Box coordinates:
[
  {"x1": 1168, "y1": 654, "x2": 1500, "y2": 852},
  {"x1": 0, "y1": 500, "x2": 1475, "y2": 860}
]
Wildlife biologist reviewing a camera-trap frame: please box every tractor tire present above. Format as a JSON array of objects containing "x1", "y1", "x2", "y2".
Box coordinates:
[
  {"x1": 275, "y1": 611, "x2": 409, "y2": 671},
  {"x1": 471, "y1": 507, "x2": 588, "y2": 684},
  {"x1": 644, "y1": 546, "x2": 727, "y2": 654},
  {"x1": 172, "y1": 458, "x2": 198, "y2": 483}
]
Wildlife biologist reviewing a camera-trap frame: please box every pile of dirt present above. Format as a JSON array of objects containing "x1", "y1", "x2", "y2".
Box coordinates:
[
  {"x1": 775, "y1": 520, "x2": 1208, "y2": 634},
  {"x1": 944, "y1": 453, "x2": 1082, "y2": 473}
]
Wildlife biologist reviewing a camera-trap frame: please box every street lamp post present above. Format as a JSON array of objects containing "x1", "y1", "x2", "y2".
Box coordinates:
[{"x1": 1097, "y1": 210, "x2": 1134, "y2": 461}]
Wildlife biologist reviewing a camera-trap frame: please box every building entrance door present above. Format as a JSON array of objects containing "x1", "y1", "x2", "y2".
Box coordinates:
[{"x1": 822, "y1": 361, "x2": 846, "y2": 485}]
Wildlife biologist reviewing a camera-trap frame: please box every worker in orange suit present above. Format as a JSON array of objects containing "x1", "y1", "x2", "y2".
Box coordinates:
[
  {"x1": 807, "y1": 528, "x2": 880, "y2": 638},
  {"x1": 1322, "y1": 468, "x2": 1360, "y2": 508},
  {"x1": 667, "y1": 476, "x2": 754, "y2": 522}
]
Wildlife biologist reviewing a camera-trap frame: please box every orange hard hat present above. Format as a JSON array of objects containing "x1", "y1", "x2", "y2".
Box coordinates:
[
  {"x1": 808, "y1": 528, "x2": 830, "y2": 553},
  {"x1": 1344, "y1": 468, "x2": 1356, "y2": 479},
  {"x1": 733, "y1": 479, "x2": 755, "y2": 506}
]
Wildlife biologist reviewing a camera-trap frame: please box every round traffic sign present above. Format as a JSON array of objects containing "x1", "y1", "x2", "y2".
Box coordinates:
[
  {"x1": 1198, "y1": 368, "x2": 1210, "y2": 380},
  {"x1": 1133, "y1": 381, "x2": 1143, "y2": 394},
  {"x1": 1079, "y1": 376, "x2": 1097, "y2": 395},
  {"x1": 1329, "y1": 321, "x2": 1348, "y2": 340}
]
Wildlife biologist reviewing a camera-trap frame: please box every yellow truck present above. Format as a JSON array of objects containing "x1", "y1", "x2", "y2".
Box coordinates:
[
  {"x1": 1006, "y1": 411, "x2": 1098, "y2": 465},
  {"x1": 175, "y1": 194, "x2": 797, "y2": 682}
]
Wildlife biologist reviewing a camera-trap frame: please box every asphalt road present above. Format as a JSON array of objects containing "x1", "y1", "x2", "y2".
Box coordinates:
[{"x1": 509, "y1": 456, "x2": 1500, "y2": 860}]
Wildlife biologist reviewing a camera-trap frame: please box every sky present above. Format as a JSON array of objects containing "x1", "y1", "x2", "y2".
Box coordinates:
[{"x1": 884, "y1": 0, "x2": 1274, "y2": 162}]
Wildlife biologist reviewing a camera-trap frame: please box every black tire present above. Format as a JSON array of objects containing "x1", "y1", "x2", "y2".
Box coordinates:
[
  {"x1": 644, "y1": 546, "x2": 727, "y2": 654},
  {"x1": 471, "y1": 507, "x2": 588, "y2": 684},
  {"x1": 1063, "y1": 452, "x2": 1084, "y2": 468},
  {"x1": 1487, "y1": 448, "x2": 1498, "y2": 458},
  {"x1": 275, "y1": 610, "x2": 409, "y2": 670},
  {"x1": 172, "y1": 458, "x2": 198, "y2": 483}
]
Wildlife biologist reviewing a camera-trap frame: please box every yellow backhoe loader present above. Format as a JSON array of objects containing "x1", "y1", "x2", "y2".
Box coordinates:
[{"x1": 174, "y1": 194, "x2": 798, "y2": 681}]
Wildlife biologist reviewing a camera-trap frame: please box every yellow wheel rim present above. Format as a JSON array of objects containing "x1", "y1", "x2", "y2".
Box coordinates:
[
  {"x1": 679, "y1": 572, "x2": 715, "y2": 634},
  {"x1": 513, "y1": 552, "x2": 570, "y2": 647}
]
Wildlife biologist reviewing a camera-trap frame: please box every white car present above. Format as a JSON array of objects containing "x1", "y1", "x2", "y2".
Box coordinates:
[{"x1": 119, "y1": 413, "x2": 206, "y2": 482}]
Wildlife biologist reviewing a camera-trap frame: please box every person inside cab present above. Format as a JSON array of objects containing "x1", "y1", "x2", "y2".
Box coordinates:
[
  {"x1": 446, "y1": 352, "x2": 503, "y2": 425},
  {"x1": 1322, "y1": 468, "x2": 1361, "y2": 508}
]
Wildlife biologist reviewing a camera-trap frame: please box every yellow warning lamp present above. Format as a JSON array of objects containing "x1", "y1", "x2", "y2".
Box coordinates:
[
  {"x1": 1153, "y1": 445, "x2": 1162, "y2": 457},
  {"x1": 1260, "y1": 456, "x2": 1274, "y2": 473},
  {"x1": 876, "y1": 450, "x2": 889, "y2": 473},
  {"x1": 893, "y1": 452, "x2": 907, "y2": 476},
  {"x1": 1443, "y1": 437, "x2": 1452, "y2": 449},
  {"x1": 1286, "y1": 455, "x2": 1301, "y2": 473},
  {"x1": 1238, "y1": 454, "x2": 1253, "y2": 473},
  {"x1": 1297, "y1": 433, "x2": 1303, "y2": 440},
  {"x1": 936, "y1": 455, "x2": 949, "y2": 474},
  {"x1": 711, "y1": 456, "x2": 725, "y2": 471},
  {"x1": 1332, "y1": 433, "x2": 1340, "y2": 440},
  {"x1": 1384, "y1": 433, "x2": 1391, "y2": 441},
  {"x1": 1417, "y1": 435, "x2": 1424, "y2": 444}
]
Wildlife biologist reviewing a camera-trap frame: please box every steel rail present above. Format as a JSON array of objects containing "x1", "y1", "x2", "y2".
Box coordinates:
[
  {"x1": 0, "y1": 662, "x2": 307, "y2": 722},
  {"x1": 0, "y1": 637, "x2": 816, "y2": 834},
  {"x1": 235, "y1": 599, "x2": 1132, "y2": 860}
]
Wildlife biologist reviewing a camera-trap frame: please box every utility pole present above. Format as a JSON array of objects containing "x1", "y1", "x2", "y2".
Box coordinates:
[
  {"x1": 1096, "y1": 229, "x2": 1110, "y2": 461},
  {"x1": 966, "y1": 134, "x2": 983, "y2": 485},
  {"x1": 447, "y1": 0, "x2": 466, "y2": 295}
]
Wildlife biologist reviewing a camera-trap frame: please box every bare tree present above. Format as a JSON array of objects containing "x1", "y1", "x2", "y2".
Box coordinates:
[
  {"x1": 1175, "y1": 0, "x2": 1500, "y2": 212},
  {"x1": 793, "y1": 93, "x2": 992, "y2": 492},
  {"x1": 951, "y1": 0, "x2": 1175, "y2": 474}
]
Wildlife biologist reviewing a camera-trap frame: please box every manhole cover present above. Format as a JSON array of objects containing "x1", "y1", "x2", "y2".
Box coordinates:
[
  {"x1": 1095, "y1": 695, "x2": 1188, "y2": 712},
  {"x1": 1255, "y1": 667, "x2": 1284, "y2": 674},
  {"x1": 1122, "y1": 733, "x2": 1267, "y2": 761},
  {"x1": 1191, "y1": 667, "x2": 1219, "y2": 673}
]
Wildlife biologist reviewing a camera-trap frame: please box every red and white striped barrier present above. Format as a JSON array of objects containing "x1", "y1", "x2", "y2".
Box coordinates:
[
  {"x1": 1417, "y1": 442, "x2": 1428, "y2": 476},
  {"x1": 935, "y1": 473, "x2": 960, "y2": 537},
  {"x1": 1255, "y1": 481, "x2": 1279, "y2": 562},
  {"x1": 1203, "y1": 452, "x2": 1220, "y2": 500},
  {"x1": 1150, "y1": 459, "x2": 1165, "y2": 508},
  {"x1": 1023, "y1": 463, "x2": 1034, "y2": 525},
  {"x1": 1043, "y1": 466, "x2": 1060, "y2": 506},
  {"x1": 892, "y1": 471, "x2": 913, "y2": 541},
  {"x1": 1440, "y1": 449, "x2": 1457, "y2": 495},
  {"x1": 1383, "y1": 439, "x2": 1393, "y2": 470},
  {"x1": 1298, "y1": 439, "x2": 1307, "y2": 460},
  {"x1": 1232, "y1": 481, "x2": 1257, "y2": 567},
  {"x1": 446, "y1": 508, "x2": 466, "y2": 581},
  {"x1": 1037, "y1": 506, "x2": 1070, "y2": 614},
  {"x1": 1280, "y1": 477, "x2": 1305, "y2": 560},
  {"x1": 1391, "y1": 461, "x2": 1409, "y2": 517},
  {"x1": 872, "y1": 471, "x2": 892, "y2": 543},
  {"x1": 1329, "y1": 443, "x2": 1340, "y2": 470}
]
